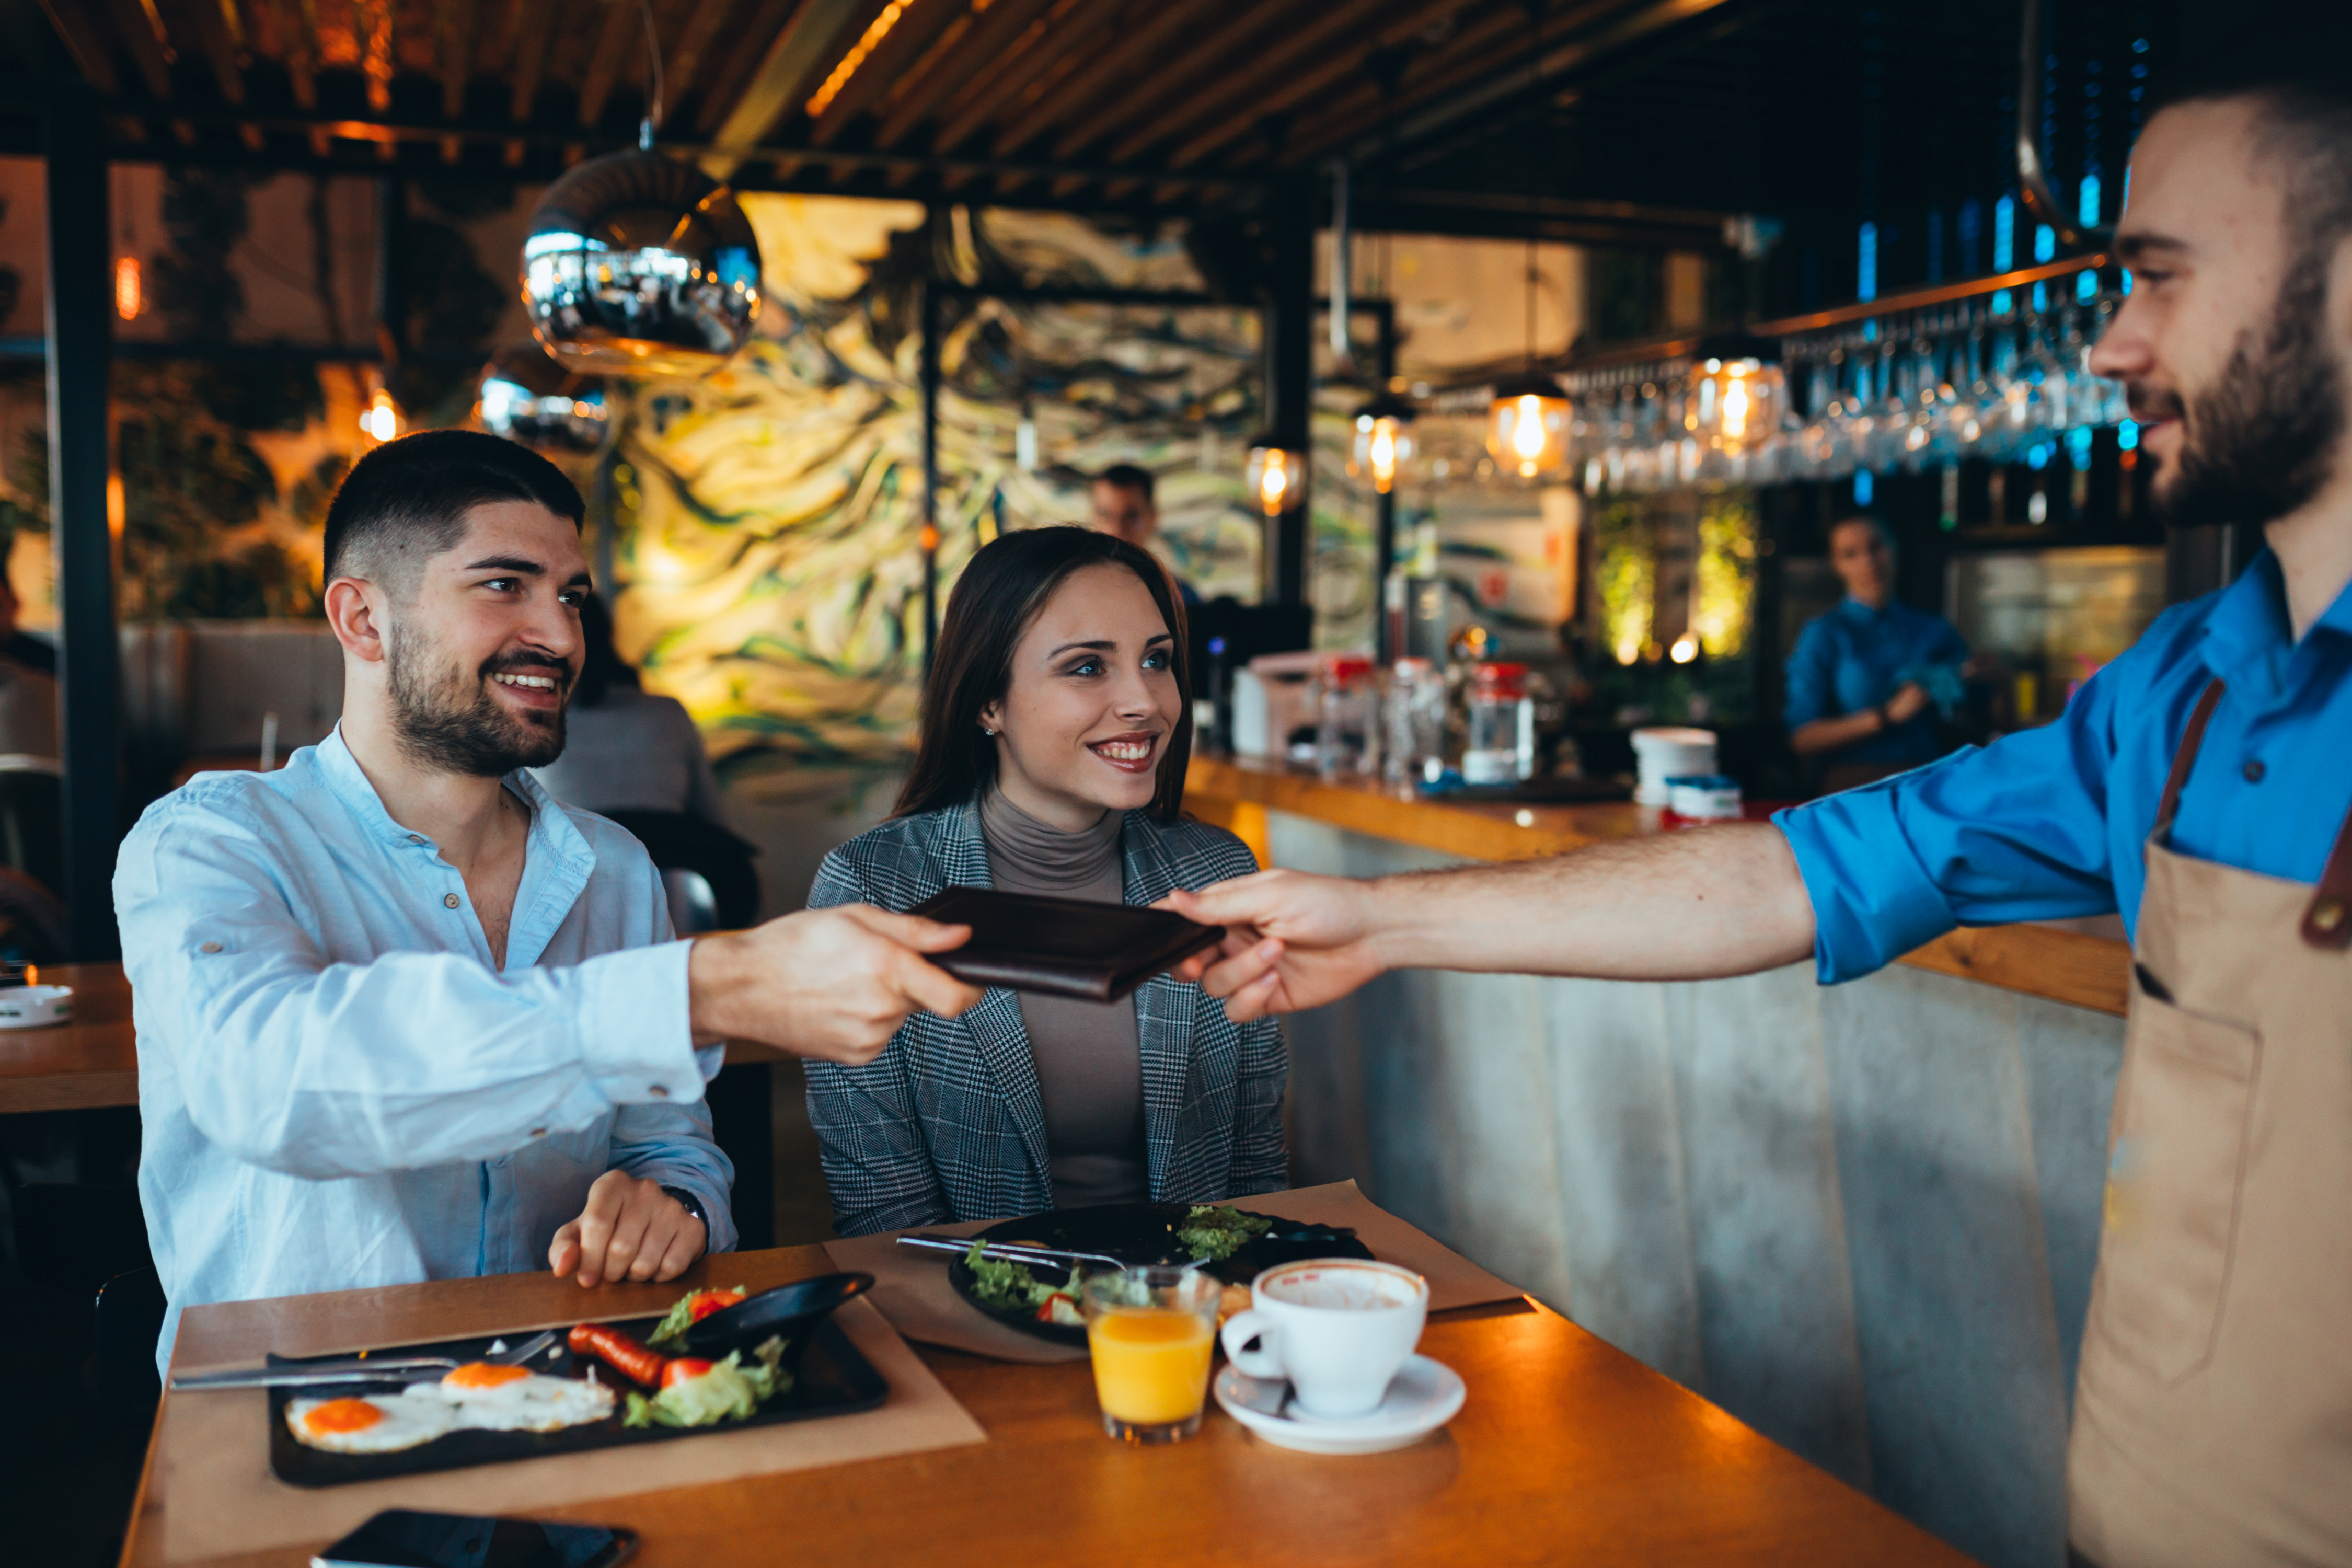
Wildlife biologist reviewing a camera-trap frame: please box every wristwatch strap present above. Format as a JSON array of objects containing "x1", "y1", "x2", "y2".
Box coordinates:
[{"x1": 660, "y1": 1185, "x2": 710, "y2": 1228}]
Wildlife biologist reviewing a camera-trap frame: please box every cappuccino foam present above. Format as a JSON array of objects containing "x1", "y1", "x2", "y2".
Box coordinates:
[{"x1": 1262, "y1": 1264, "x2": 1422, "y2": 1311}]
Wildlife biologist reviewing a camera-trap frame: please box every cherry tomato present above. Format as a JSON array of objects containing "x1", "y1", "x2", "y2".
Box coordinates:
[
  {"x1": 686, "y1": 1288, "x2": 745, "y2": 1324},
  {"x1": 1034, "y1": 1294, "x2": 1076, "y2": 1323},
  {"x1": 660, "y1": 1357, "x2": 717, "y2": 1389}
]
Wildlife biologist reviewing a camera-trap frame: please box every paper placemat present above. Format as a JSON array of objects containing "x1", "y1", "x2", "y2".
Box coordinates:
[
  {"x1": 151, "y1": 1294, "x2": 983, "y2": 1564},
  {"x1": 824, "y1": 1179, "x2": 1525, "y2": 1364}
]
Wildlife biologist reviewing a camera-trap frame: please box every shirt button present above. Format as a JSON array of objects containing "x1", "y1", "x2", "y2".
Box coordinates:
[
  {"x1": 443, "y1": 892, "x2": 461, "y2": 909},
  {"x1": 199, "y1": 941, "x2": 222, "y2": 954},
  {"x1": 529, "y1": 1127, "x2": 547, "y2": 1138},
  {"x1": 408, "y1": 834, "x2": 425, "y2": 845},
  {"x1": 648, "y1": 1084, "x2": 670, "y2": 1099},
  {"x1": 2243, "y1": 759, "x2": 2267, "y2": 783}
]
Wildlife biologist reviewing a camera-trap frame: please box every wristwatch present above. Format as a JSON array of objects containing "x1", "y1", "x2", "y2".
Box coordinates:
[{"x1": 660, "y1": 1185, "x2": 710, "y2": 1230}]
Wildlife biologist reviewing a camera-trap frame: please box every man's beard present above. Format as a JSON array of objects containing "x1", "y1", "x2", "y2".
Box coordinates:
[
  {"x1": 2141, "y1": 252, "x2": 2347, "y2": 532},
  {"x1": 387, "y1": 624, "x2": 569, "y2": 777}
]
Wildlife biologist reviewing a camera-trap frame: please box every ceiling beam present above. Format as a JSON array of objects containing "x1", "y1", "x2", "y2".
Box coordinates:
[
  {"x1": 989, "y1": 0, "x2": 1216, "y2": 156},
  {"x1": 576, "y1": 0, "x2": 638, "y2": 126},
  {"x1": 807, "y1": 0, "x2": 958, "y2": 146},
  {"x1": 437, "y1": 0, "x2": 470, "y2": 117},
  {"x1": 1110, "y1": 0, "x2": 1390, "y2": 165},
  {"x1": 871, "y1": 0, "x2": 1056, "y2": 148},
  {"x1": 929, "y1": 0, "x2": 1106, "y2": 154},
  {"x1": 660, "y1": 0, "x2": 740, "y2": 126},
  {"x1": 507, "y1": 0, "x2": 554, "y2": 122},
  {"x1": 99, "y1": 0, "x2": 174, "y2": 98},
  {"x1": 692, "y1": 0, "x2": 795, "y2": 133},
  {"x1": 1047, "y1": 1, "x2": 1290, "y2": 160},
  {"x1": 177, "y1": 0, "x2": 248, "y2": 104},
  {"x1": 700, "y1": 0, "x2": 878, "y2": 177},
  {"x1": 1166, "y1": 0, "x2": 1472, "y2": 170}
]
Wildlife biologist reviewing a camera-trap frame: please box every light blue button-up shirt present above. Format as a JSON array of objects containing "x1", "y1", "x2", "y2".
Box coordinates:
[
  {"x1": 1775, "y1": 549, "x2": 2352, "y2": 981},
  {"x1": 117, "y1": 727, "x2": 735, "y2": 1374}
]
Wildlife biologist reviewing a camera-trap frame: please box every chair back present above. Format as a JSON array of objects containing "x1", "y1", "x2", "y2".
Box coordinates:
[{"x1": 0, "y1": 760, "x2": 64, "y2": 902}]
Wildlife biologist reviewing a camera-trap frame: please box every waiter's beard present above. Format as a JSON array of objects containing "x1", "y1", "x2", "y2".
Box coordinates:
[
  {"x1": 386, "y1": 622, "x2": 569, "y2": 777},
  {"x1": 2139, "y1": 251, "x2": 2347, "y2": 532}
]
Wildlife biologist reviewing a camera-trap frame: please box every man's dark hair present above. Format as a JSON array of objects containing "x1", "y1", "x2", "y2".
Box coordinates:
[
  {"x1": 322, "y1": 430, "x2": 585, "y2": 596},
  {"x1": 1096, "y1": 463, "x2": 1155, "y2": 504},
  {"x1": 2153, "y1": 31, "x2": 2352, "y2": 272}
]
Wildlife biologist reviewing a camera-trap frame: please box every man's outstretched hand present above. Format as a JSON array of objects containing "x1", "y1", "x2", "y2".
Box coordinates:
[
  {"x1": 550, "y1": 1170, "x2": 704, "y2": 1288},
  {"x1": 689, "y1": 904, "x2": 984, "y2": 1065},
  {"x1": 1159, "y1": 869, "x2": 1388, "y2": 1021}
]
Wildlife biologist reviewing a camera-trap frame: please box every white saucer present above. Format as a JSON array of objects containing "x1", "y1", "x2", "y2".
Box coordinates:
[
  {"x1": 1213, "y1": 1354, "x2": 1464, "y2": 1455},
  {"x1": 0, "y1": 985, "x2": 72, "y2": 1030}
]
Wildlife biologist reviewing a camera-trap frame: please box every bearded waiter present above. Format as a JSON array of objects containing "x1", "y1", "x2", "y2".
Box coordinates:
[{"x1": 1164, "y1": 51, "x2": 2352, "y2": 1568}]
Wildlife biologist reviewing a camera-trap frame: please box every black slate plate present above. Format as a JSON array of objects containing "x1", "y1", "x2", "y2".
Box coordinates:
[
  {"x1": 267, "y1": 1311, "x2": 886, "y2": 1488},
  {"x1": 946, "y1": 1202, "x2": 1374, "y2": 1347}
]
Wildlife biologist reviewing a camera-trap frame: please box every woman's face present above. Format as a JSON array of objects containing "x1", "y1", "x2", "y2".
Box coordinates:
[
  {"x1": 1830, "y1": 520, "x2": 1894, "y2": 608},
  {"x1": 979, "y1": 563, "x2": 1180, "y2": 831}
]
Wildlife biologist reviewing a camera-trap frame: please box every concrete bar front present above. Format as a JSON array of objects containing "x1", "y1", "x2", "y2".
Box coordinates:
[{"x1": 1186, "y1": 756, "x2": 2128, "y2": 1568}]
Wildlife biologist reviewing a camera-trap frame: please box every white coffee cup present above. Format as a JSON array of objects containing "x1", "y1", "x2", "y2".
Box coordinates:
[{"x1": 1218, "y1": 1258, "x2": 1428, "y2": 1420}]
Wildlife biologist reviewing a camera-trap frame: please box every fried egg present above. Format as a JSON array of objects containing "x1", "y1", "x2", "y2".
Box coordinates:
[
  {"x1": 285, "y1": 1389, "x2": 459, "y2": 1453},
  {"x1": 434, "y1": 1361, "x2": 617, "y2": 1432}
]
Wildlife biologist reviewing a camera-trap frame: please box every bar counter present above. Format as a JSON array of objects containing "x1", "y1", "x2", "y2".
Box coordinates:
[{"x1": 1183, "y1": 753, "x2": 2128, "y2": 1568}]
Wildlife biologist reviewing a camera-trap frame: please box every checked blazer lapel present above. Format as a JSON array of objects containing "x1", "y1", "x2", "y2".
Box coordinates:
[
  {"x1": 1120, "y1": 812, "x2": 1199, "y2": 1198},
  {"x1": 931, "y1": 801, "x2": 1055, "y2": 1195}
]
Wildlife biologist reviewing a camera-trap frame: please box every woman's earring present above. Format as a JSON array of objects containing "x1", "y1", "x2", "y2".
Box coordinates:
[{"x1": 982, "y1": 727, "x2": 998, "y2": 737}]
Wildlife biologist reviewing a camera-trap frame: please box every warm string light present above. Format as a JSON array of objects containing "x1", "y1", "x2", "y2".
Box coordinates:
[
  {"x1": 1257, "y1": 449, "x2": 1289, "y2": 515},
  {"x1": 360, "y1": 387, "x2": 402, "y2": 444},
  {"x1": 808, "y1": 0, "x2": 912, "y2": 117},
  {"x1": 114, "y1": 256, "x2": 142, "y2": 321}
]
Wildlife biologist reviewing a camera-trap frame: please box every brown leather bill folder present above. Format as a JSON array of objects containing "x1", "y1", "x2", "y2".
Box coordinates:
[{"x1": 906, "y1": 887, "x2": 1227, "y2": 1002}]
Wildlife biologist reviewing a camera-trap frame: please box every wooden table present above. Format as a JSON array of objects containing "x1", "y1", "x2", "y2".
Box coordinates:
[
  {"x1": 126, "y1": 1246, "x2": 1973, "y2": 1568},
  {"x1": 0, "y1": 961, "x2": 136, "y2": 1112}
]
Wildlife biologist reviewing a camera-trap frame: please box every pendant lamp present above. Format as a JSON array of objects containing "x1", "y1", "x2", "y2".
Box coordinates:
[
  {"x1": 1350, "y1": 390, "x2": 1418, "y2": 494},
  {"x1": 1246, "y1": 437, "x2": 1308, "y2": 517},
  {"x1": 518, "y1": 4, "x2": 761, "y2": 378},
  {"x1": 477, "y1": 343, "x2": 613, "y2": 455},
  {"x1": 1486, "y1": 2, "x2": 1571, "y2": 480}
]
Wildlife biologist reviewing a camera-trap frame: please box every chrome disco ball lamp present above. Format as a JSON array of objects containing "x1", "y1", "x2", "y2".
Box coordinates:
[
  {"x1": 521, "y1": 151, "x2": 763, "y2": 379},
  {"x1": 477, "y1": 343, "x2": 614, "y2": 455}
]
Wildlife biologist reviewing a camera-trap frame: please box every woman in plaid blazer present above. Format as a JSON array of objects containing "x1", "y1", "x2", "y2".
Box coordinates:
[{"x1": 804, "y1": 527, "x2": 1287, "y2": 1236}]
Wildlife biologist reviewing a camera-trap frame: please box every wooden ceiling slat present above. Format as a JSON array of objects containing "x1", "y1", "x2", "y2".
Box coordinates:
[
  {"x1": 1166, "y1": 0, "x2": 1470, "y2": 168},
  {"x1": 701, "y1": 0, "x2": 880, "y2": 175},
  {"x1": 989, "y1": 0, "x2": 1211, "y2": 156},
  {"x1": 435, "y1": 0, "x2": 467, "y2": 115},
  {"x1": 36, "y1": 0, "x2": 125, "y2": 94},
  {"x1": 1046, "y1": 0, "x2": 1291, "y2": 160},
  {"x1": 928, "y1": 0, "x2": 1108, "y2": 153},
  {"x1": 154, "y1": 0, "x2": 246, "y2": 100},
  {"x1": 97, "y1": 0, "x2": 175, "y2": 96},
  {"x1": 688, "y1": 0, "x2": 792, "y2": 132},
  {"x1": 660, "y1": 0, "x2": 739, "y2": 126},
  {"x1": 575, "y1": 0, "x2": 637, "y2": 124},
  {"x1": 506, "y1": 0, "x2": 552, "y2": 120},
  {"x1": 1111, "y1": 0, "x2": 1392, "y2": 164},
  {"x1": 806, "y1": 0, "x2": 958, "y2": 146},
  {"x1": 871, "y1": 0, "x2": 1055, "y2": 148},
  {"x1": 1274, "y1": 1, "x2": 1555, "y2": 166}
]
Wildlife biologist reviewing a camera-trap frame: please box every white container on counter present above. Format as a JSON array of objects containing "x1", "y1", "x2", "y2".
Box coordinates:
[
  {"x1": 1631, "y1": 727, "x2": 1717, "y2": 805},
  {"x1": 1666, "y1": 774, "x2": 1744, "y2": 820}
]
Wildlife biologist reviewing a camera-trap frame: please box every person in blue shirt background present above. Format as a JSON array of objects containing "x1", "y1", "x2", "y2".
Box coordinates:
[
  {"x1": 1783, "y1": 515, "x2": 1974, "y2": 788},
  {"x1": 1165, "y1": 41, "x2": 2352, "y2": 1568}
]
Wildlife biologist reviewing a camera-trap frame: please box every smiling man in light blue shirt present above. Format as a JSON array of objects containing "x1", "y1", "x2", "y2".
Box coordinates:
[{"x1": 118, "y1": 432, "x2": 984, "y2": 1374}]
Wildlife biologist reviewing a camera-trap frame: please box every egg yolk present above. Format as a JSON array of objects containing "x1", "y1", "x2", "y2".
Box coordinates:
[
  {"x1": 303, "y1": 1398, "x2": 385, "y2": 1434},
  {"x1": 444, "y1": 1362, "x2": 533, "y2": 1389}
]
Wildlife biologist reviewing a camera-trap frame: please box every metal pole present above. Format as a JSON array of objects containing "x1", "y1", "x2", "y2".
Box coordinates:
[
  {"x1": 1266, "y1": 176, "x2": 1313, "y2": 608},
  {"x1": 919, "y1": 279, "x2": 941, "y2": 676},
  {"x1": 44, "y1": 89, "x2": 121, "y2": 960},
  {"x1": 1373, "y1": 301, "x2": 1398, "y2": 663}
]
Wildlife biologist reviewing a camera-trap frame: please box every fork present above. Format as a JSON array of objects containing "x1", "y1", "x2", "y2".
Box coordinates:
[{"x1": 169, "y1": 1327, "x2": 564, "y2": 1392}]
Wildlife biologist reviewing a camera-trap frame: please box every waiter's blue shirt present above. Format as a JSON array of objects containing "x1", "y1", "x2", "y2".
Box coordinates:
[
  {"x1": 118, "y1": 727, "x2": 735, "y2": 1374},
  {"x1": 1776, "y1": 549, "x2": 2352, "y2": 982},
  {"x1": 1784, "y1": 596, "x2": 1970, "y2": 764}
]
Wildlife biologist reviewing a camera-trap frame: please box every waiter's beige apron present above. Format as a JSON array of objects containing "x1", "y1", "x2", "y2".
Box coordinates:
[{"x1": 2068, "y1": 679, "x2": 2352, "y2": 1567}]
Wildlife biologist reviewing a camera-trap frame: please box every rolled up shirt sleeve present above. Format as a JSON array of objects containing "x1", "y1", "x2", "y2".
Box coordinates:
[
  {"x1": 1773, "y1": 647, "x2": 2130, "y2": 984},
  {"x1": 117, "y1": 791, "x2": 706, "y2": 1181}
]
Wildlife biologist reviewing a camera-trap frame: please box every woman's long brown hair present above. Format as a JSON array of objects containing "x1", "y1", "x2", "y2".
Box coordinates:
[{"x1": 894, "y1": 526, "x2": 1192, "y2": 822}]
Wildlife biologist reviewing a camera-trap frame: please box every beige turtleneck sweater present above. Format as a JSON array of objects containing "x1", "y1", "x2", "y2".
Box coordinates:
[{"x1": 977, "y1": 786, "x2": 1148, "y2": 1209}]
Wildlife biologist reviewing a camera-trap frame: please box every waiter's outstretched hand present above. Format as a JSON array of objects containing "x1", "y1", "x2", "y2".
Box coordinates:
[
  {"x1": 689, "y1": 905, "x2": 984, "y2": 1064},
  {"x1": 1160, "y1": 870, "x2": 1387, "y2": 1021}
]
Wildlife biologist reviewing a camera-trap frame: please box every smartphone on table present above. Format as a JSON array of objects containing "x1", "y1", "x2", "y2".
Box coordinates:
[{"x1": 312, "y1": 1509, "x2": 637, "y2": 1568}]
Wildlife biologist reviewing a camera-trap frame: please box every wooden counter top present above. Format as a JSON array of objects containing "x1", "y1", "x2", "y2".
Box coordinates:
[{"x1": 1184, "y1": 754, "x2": 2130, "y2": 1018}]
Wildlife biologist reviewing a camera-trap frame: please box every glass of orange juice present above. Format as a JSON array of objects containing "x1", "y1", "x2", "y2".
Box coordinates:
[{"x1": 1080, "y1": 1266, "x2": 1221, "y2": 1443}]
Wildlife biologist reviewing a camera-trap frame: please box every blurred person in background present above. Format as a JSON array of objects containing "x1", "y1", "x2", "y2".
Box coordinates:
[
  {"x1": 1090, "y1": 464, "x2": 1197, "y2": 605},
  {"x1": 1784, "y1": 515, "x2": 1974, "y2": 790}
]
